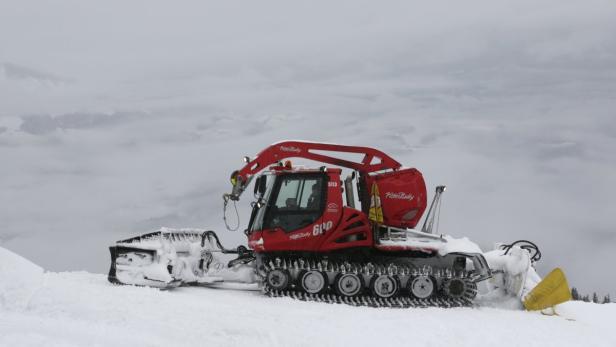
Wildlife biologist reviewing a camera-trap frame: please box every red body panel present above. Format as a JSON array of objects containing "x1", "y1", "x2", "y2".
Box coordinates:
[
  {"x1": 316, "y1": 207, "x2": 372, "y2": 251},
  {"x1": 247, "y1": 206, "x2": 372, "y2": 253},
  {"x1": 364, "y1": 168, "x2": 427, "y2": 229},
  {"x1": 239, "y1": 141, "x2": 427, "y2": 254},
  {"x1": 247, "y1": 169, "x2": 374, "y2": 253}
]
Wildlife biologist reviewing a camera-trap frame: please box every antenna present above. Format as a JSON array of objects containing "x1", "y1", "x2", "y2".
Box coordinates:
[{"x1": 421, "y1": 185, "x2": 446, "y2": 234}]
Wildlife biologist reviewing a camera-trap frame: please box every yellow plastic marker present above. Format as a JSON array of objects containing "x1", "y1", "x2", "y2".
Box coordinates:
[
  {"x1": 368, "y1": 183, "x2": 384, "y2": 224},
  {"x1": 523, "y1": 268, "x2": 572, "y2": 311}
]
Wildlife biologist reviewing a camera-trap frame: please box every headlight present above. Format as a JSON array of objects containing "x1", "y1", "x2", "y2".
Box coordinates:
[{"x1": 230, "y1": 170, "x2": 239, "y2": 186}]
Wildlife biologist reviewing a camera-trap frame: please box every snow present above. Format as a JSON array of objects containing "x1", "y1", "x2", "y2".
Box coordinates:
[
  {"x1": 2, "y1": 246, "x2": 616, "y2": 347},
  {"x1": 440, "y1": 235, "x2": 483, "y2": 255},
  {"x1": 376, "y1": 229, "x2": 484, "y2": 255},
  {"x1": 484, "y1": 247, "x2": 542, "y2": 297},
  {"x1": 0, "y1": 247, "x2": 44, "y2": 311}
]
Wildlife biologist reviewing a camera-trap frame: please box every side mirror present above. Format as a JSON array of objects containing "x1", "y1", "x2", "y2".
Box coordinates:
[
  {"x1": 258, "y1": 176, "x2": 267, "y2": 195},
  {"x1": 253, "y1": 176, "x2": 261, "y2": 195}
]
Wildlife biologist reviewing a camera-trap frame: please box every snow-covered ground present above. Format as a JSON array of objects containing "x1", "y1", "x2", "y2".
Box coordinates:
[{"x1": 1, "y1": 246, "x2": 615, "y2": 347}]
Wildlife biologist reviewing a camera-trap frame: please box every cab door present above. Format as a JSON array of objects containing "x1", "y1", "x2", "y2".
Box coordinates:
[{"x1": 260, "y1": 173, "x2": 327, "y2": 251}]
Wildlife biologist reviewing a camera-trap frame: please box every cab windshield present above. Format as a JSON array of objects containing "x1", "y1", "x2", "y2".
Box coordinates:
[{"x1": 248, "y1": 173, "x2": 276, "y2": 232}]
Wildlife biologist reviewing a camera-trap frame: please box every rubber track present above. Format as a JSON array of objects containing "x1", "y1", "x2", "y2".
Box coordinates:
[
  {"x1": 261, "y1": 257, "x2": 476, "y2": 308},
  {"x1": 264, "y1": 285, "x2": 473, "y2": 308}
]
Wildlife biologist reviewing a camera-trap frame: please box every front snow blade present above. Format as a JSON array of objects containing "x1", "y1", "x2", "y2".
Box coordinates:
[{"x1": 523, "y1": 268, "x2": 571, "y2": 311}]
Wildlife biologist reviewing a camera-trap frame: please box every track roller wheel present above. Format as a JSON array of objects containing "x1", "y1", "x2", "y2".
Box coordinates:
[
  {"x1": 442, "y1": 278, "x2": 477, "y2": 300},
  {"x1": 266, "y1": 269, "x2": 291, "y2": 291},
  {"x1": 408, "y1": 275, "x2": 436, "y2": 299},
  {"x1": 298, "y1": 270, "x2": 328, "y2": 294},
  {"x1": 370, "y1": 275, "x2": 399, "y2": 298},
  {"x1": 334, "y1": 273, "x2": 364, "y2": 297}
]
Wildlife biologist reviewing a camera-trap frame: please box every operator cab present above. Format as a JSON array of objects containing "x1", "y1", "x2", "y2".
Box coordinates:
[{"x1": 247, "y1": 170, "x2": 327, "y2": 234}]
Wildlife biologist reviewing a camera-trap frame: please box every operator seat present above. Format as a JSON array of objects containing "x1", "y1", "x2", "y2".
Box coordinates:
[
  {"x1": 285, "y1": 198, "x2": 298, "y2": 210},
  {"x1": 307, "y1": 183, "x2": 321, "y2": 210}
]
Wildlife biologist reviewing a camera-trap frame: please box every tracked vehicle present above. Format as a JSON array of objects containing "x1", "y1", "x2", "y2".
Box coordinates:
[{"x1": 108, "y1": 141, "x2": 567, "y2": 309}]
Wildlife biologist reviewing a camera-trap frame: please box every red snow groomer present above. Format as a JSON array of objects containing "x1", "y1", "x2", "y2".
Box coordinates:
[{"x1": 109, "y1": 141, "x2": 567, "y2": 309}]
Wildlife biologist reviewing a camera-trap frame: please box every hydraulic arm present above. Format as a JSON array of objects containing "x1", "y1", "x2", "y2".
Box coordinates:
[{"x1": 225, "y1": 141, "x2": 403, "y2": 202}]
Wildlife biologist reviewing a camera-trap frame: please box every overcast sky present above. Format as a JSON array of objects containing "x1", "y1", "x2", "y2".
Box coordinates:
[{"x1": 1, "y1": 0, "x2": 615, "y2": 297}]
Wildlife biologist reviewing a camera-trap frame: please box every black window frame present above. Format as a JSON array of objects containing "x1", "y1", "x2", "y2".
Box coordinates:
[{"x1": 263, "y1": 172, "x2": 328, "y2": 233}]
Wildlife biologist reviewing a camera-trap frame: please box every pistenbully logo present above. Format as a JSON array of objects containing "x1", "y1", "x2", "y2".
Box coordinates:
[
  {"x1": 289, "y1": 232, "x2": 310, "y2": 240},
  {"x1": 279, "y1": 145, "x2": 301, "y2": 153},
  {"x1": 385, "y1": 192, "x2": 415, "y2": 201}
]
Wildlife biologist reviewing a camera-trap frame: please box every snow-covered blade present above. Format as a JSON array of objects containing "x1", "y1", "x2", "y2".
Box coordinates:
[{"x1": 108, "y1": 228, "x2": 256, "y2": 288}]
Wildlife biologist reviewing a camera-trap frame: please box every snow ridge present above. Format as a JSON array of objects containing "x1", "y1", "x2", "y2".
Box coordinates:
[{"x1": 1, "y1": 246, "x2": 616, "y2": 347}]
